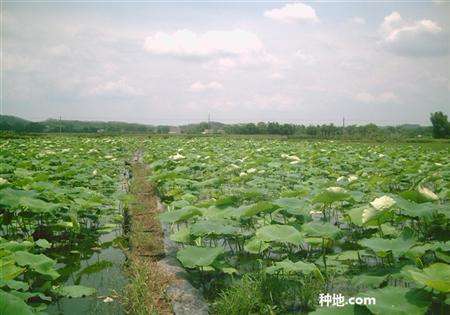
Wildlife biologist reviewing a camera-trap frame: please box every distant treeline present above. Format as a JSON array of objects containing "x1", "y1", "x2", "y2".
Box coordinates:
[
  {"x1": 180, "y1": 121, "x2": 433, "y2": 139},
  {"x1": 1, "y1": 114, "x2": 447, "y2": 140},
  {"x1": 0, "y1": 115, "x2": 170, "y2": 134}
]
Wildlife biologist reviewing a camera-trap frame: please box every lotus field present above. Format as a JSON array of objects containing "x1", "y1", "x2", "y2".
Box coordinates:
[
  {"x1": 146, "y1": 137, "x2": 450, "y2": 314},
  {"x1": 0, "y1": 136, "x2": 449, "y2": 314},
  {"x1": 0, "y1": 137, "x2": 137, "y2": 314}
]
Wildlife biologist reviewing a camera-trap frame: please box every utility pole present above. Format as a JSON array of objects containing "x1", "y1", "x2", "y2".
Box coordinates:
[{"x1": 342, "y1": 117, "x2": 346, "y2": 138}]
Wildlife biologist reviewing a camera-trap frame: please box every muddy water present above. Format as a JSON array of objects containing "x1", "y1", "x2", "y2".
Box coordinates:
[
  {"x1": 47, "y1": 173, "x2": 130, "y2": 315},
  {"x1": 47, "y1": 225, "x2": 127, "y2": 315}
]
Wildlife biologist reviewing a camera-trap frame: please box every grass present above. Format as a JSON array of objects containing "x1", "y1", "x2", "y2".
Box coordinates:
[
  {"x1": 122, "y1": 162, "x2": 173, "y2": 315},
  {"x1": 212, "y1": 273, "x2": 323, "y2": 315}
]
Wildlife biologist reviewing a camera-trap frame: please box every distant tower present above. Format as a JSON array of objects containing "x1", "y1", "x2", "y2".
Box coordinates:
[{"x1": 342, "y1": 117, "x2": 346, "y2": 138}]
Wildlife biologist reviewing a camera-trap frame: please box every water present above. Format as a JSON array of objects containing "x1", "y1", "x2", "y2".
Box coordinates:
[{"x1": 47, "y1": 226, "x2": 128, "y2": 315}]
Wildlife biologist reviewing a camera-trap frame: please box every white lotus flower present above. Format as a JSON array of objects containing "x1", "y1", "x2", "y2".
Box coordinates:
[
  {"x1": 327, "y1": 186, "x2": 346, "y2": 193},
  {"x1": 239, "y1": 172, "x2": 247, "y2": 177},
  {"x1": 370, "y1": 195, "x2": 395, "y2": 211},
  {"x1": 0, "y1": 177, "x2": 8, "y2": 185},
  {"x1": 281, "y1": 153, "x2": 289, "y2": 158},
  {"x1": 258, "y1": 170, "x2": 266, "y2": 174},
  {"x1": 348, "y1": 175, "x2": 358, "y2": 183},
  {"x1": 92, "y1": 169, "x2": 98, "y2": 176},
  {"x1": 290, "y1": 160, "x2": 300, "y2": 165},
  {"x1": 378, "y1": 154, "x2": 385, "y2": 158},
  {"x1": 170, "y1": 153, "x2": 185, "y2": 160},
  {"x1": 247, "y1": 168, "x2": 256, "y2": 174},
  {"x1": 336, "y1": 176, "x2": 346, "y2": 183},
  {"x1": 362, "y1": 207, "x2": 377, "y2": 224},
  {"x1": 418, "y1": 186, "x2": 439, "y2": 201},
  {"x1": 88, "y1": 149, "x2": 98, "y2": 154},
  {"x1": 103, "y1": 297, "x2": 114, "y2": 303},
  {"x1": 61, "y1": 148, "x2": 70, "y2": 153},
  {"x1": 287, "y1": 155, "x2": 300, "y2": 161}
]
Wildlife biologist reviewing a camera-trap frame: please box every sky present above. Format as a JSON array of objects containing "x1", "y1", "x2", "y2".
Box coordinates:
[{"x1": 2, "y1": 0, "x2": 449, "y2": 126}]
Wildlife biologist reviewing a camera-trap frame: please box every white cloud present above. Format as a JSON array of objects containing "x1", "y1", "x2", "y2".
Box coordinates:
[
  {"x1": 269, "y1": 72, "x2": 284, "y2": 80},
  {"x1": 380, "y1": 12, "x2": 447, "y2": 56},
  {"x1": 250, "y1": 94, "x2": 297, "y2": 111},
  {"x1": 354, "y1": 91, "x2": 399, "y2": 103},
  {"x1": 349, "y1": 17, "x2": 366, "y2": 25},
  {"x1": 143, "y1": 29, "x2": 263, "y2": 58},
  {"x1": 294, "y1": 50, "x2": 316, "y2": 65},
  {"x1": 264, "y1": 3, "x2": 319, "y2": 23},
  {"x1": 47, "y1": 45, "x2": 70, "y2": 56},
  {"x1": 90, "y1": 79, "x2": 141, "y2": 97},
  {"x1": 189, "y1": 81, "x2": 223, "y2": 92}
]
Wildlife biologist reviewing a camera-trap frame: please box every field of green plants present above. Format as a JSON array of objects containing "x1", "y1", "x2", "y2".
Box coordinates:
[
  {"x1": 1, "y1": 136, "x2": 449, "y2": 314},
  {"x1": 0, "y1": 137, "x2": 138, "y2": 314},
  {"x1": 145, "y1": 137, "x2": 450, "y2": 314}
]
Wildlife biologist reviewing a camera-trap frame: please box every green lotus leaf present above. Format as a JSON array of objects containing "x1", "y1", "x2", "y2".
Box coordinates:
[
  {"x1": 407, "y1": 263, "x2": 450, "y2": 293},
  {"x1": 0, "y1": 188, "x2": 38, "y2": 210},
  {"x1": 241, "y1": 201, "x2": 279, "y2": 218},
  {"x1": 273, "y1": 198, "x2": 311, "y2": 217},
  {"x1": 176, "y1": 246, "x2": 224, "y2": 268},
  {"x1": 345, "y1": 206, "x2": 365, "y2": 226},
  {"x1": 255, "y1": 224, "x2": 302, "y2": 245},
  {"x1": 243, "y1": 237, "x2": 269, "y2": 254},
  {"x1": 56, "y1": 285, "x2": 96, "y2": 298},
  {"x1": 358, "y1": 237, "x2": 415, "y2": 258},
  {"x1": 169, "y1": 227, "x2": 191, "y2": 243},
  {"x1": 0, "y1": 289, "x2": 34, "y2": 315},
  {"x1": 0, "y1": 241, "x2": 34, "y2": 252},
  {"x1": 302, "y1": 222, "x2": 341, "y2": 240},
  {"x1": 361, "y1": 287, "x2": 431, "y2": 315},
  {"x1": 313, "y1": 188, "x2": 350, "y2": 204},
  {"x1": 190, "y1": 219, "x2": 239, "y2": 237},
  {"x1": 266, "y1": 258, "x2": 320, "y2": 276},
  {"x1": 158, "y1": 206, "x2": 202, "y2": 223},
  {"x1": 334, "y1": 250, "x2": 360, "y2": 261},
  {"x1": 351, "y1": 274, "x2": 388, "y2": 289},
  {"x1": 0, "y1": 259, "x2": 24, "y2": 281},
  {"x1": 215, "y1": 195, "x2": 239, "y2": 208},
  {"x1": 13, "y1": 251, "x2": 60, "y2": 279},
  {"x1": 35, "y1": 239, "x2": 51, "y2": 249},
  {"x1": 0, "y1": 279, "x2": 29, "y2": 291}
]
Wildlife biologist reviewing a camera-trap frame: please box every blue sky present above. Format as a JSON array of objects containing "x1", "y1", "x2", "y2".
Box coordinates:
[{"x1": 3, "y1": 1, "x2": 449, "y2": 125}]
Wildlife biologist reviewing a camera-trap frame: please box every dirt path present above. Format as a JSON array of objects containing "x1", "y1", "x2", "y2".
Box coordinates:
[{"x1": 123, "y1": 160, "x2": 173, "y2": 314}]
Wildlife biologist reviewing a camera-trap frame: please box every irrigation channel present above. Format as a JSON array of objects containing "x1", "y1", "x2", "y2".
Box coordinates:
[
  {"x1": 46, "y1": 153, "x2": 207, "y2": 315},
  {"x1": 46, "y1": 167, "x2": 131, "y2": 315}
]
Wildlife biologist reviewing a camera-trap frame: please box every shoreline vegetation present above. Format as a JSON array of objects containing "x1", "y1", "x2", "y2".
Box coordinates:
[
  {"x1": 123, "y1": 159, "x2": 173, "y2": 314},
  {"x1": 2, "y1": 113, "x2": 449, "y2": 141}
]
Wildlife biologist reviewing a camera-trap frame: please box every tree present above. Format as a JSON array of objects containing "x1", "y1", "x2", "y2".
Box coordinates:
[{"x1": 430, "y1": 111, "x2": 449, "y2": 139}]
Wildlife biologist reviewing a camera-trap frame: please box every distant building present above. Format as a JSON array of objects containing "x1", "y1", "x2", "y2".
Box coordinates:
[
  {"x1": 169, "y1": 126, "x2": 181, "y2": 134},
  {"x1": 202, "y1": 128, "x2": 225, "y2": 134},
  {"x1": 202, "y1": 128, "x2": 213, "y2": 134}
]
